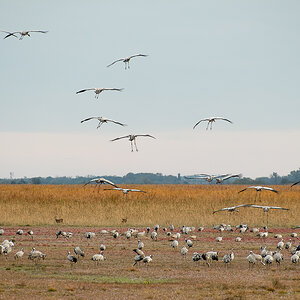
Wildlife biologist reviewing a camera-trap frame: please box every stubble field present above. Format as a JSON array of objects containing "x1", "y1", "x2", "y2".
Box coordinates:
[{"x1": 0, "y1": 184, "x2": 299, "y2": 299}]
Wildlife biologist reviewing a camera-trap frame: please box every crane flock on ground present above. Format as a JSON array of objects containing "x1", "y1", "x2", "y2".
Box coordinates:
[{"x1": 0, "y1": 224, "x2": 299, "y2": 270}]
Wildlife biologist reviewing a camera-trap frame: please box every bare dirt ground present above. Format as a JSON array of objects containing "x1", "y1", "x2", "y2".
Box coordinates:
[{"x1": 0, "y1": 225, "x2": 299, "y2": 300}]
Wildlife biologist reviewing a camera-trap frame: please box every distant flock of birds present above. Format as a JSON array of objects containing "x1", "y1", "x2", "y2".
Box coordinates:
[{"x1": 0, "y1": 224, "x2": 299, "y2": 269}]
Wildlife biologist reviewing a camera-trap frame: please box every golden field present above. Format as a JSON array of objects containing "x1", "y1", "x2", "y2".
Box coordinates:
[{"x1": 0, "y1": 184, "x2": 299, "y2": 227}]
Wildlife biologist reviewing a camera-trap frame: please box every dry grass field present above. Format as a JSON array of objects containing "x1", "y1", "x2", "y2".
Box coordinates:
[
  {"x1": 0, "y1": 185, "x2": 299, "y2": 299},
  {"x1": 0, "y1": 184, "x2": 299, "y2": 227}
]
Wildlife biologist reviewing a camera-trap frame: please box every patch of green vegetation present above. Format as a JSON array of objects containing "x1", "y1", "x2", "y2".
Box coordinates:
[
  {"x1": 48, "y1": 287, "x2": 57, "y2": 292},
  {"x1": 57, "y1": 273, "x2": 176, "y2": 284}
]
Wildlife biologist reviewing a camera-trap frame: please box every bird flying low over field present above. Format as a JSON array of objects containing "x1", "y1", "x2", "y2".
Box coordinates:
[
  {"x1": 213, "y1": 204, "x2": 253, "y2": 214},
  {"x1": 76, "y1": 88, "x2": 123, "y2": 99},
  {"x1": 80, "y1": 117, "x2": 127, "y2": 129},
  {"x1": 245, "y1": 205, "x2": 289, "y2": 212},
  {"x1": 238, "y1": 186, "x2": 278, "y2": 194},
  {"x1": 215, "y1": 174, "x2": 242, "y2": 184},
  {"x1": 184, "y1": 174, "x2": 225, "y2": 183},
  {"x1": 1, "y1": 30, "x2": 48, "y2": 39},
  {"x1": 291, "y1": 180, "x2": 300, "y2": 187},
  {"x1": 107, "y1": 54, "x2": 148, "y2": 69},
  {"x1": 83, "y1": 178, "x2": 118, "y2": 190},
  {"x1": 104, "y1": 187, "x2": 146, "y2": 199},
  {"x1": 110, "y1": 134, "x2": 156, "y2": 152},
  {"x1": 104, "y1": 187, "x2": 146, "y2": 195},
  {"x1": 193, "y1": 117, "x2": 233, "y2": 130}
]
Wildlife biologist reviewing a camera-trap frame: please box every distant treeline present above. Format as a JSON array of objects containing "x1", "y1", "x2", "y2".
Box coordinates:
[{"x1": 0, "y1": 169, "x2": 299, "y2": 185}]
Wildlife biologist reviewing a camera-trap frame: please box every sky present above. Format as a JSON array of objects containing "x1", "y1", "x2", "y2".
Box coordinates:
[{"x1": 1, "y1": 1, "x2": 300, "y2": 179}]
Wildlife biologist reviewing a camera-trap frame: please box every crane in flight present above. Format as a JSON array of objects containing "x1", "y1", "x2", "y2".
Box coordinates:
[
  {"x1": 245, "y1": 205, "x2": 289, "y2": 225},
  {"x1": 110, "y1": 134, "x2": 156, "y2": 152},
  {"x1": 213, "y1": 204, "x2": 252, "y2": 223},
  {"x1": 104, "y1": 187, "x2": 146, "y2": 199},
  {"x1": 238, "y1": 186, "x2": 279, "y2": 202},
  {"x1": 76, "y1": 88, "x2": 123, "y2": 99},
  {"x1": 81, "y1": 117, "x2": 126, "y2": 129},
  {"x1": 1, "y1": 30, "x2": 48, "y2": 40},
  {"x1": 184, "y1": 174, "x2": 227, "y2": 183},
  {"x1": 83, "y1": 178, "x2": 118, "y2": 192},
  {"x1": 215, "y1": 174, "x2": 242, "y2": 184},
  {"x1": 107, "y1": 54, "x2": 148, "y2": 69},
  {"x1": 193, "y1": 117, "x2": 233, "y2": 130}
]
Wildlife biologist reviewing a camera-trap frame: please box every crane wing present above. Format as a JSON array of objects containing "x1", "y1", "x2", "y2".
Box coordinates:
[
  {"x1": 261, "y1": 187, "x2": 278, "y2": 193},
  {"x1": 135, "y1": 134, "x2": 156, "y2": 139},
  {"x1": 129, "y1": 189, "x2": 146, "y2": 193},
  {"x1": 102, "y1": 88, "x2": 124, "y2": 92},
  {"x1": 80, "y1": 117, "x2": 99, "y2": 123},
  {"x1": 76, "y1": 88, "x2": 95, "y2": 94},
  {"x1": 110, "y1": 135, "x2": 130, "y2": 142},
  {"x1": 193, "y1": 119, "x2": 210, "y2": 129},
  {"x1": 28, "y1": 30, "x2": 48, "y2": 34},
  {"x1": 129, "y1": 54, "x2": 148, "y2": 59},
  {"x1": 2, "y1": 31, "x2": 20, "y2": 39},
  {"x1": 106, "y1": 58, "x2": 124, "y2": 67},
  {"x1": 291, "y1": 180, "x2": 300, "y2": 187},
  {"x1": 106, "y1": 119, "x2": 127, "y2": 126},
  {"x1": 214, "y1": 117, "x2": 233, "y2": 123}
]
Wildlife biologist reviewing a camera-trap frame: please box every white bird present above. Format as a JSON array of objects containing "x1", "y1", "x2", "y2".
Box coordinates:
[
  {"x1": 185, "y1": 239, "x2": 193, "y2": 248},
  {"x1": 133, "y1": 248, "x2": 145, "y2": 266},
  {"x1": 107, "y1": 54, "x2": 148, "y2": 69},
  {"x1": 245, "y1": 205, "x2": 289, "y2": 225},
  {"x1": 213, "y1": 204, "x2": 252, "y2": 214},
  {"x1": 138, "y1": 240, "x2": 144, "y2": 250},
  {"x1": 235, "y1": 237, "x2": 242, "y2": 242},
  {"x1": 74, "y1": 246, "x2": 85, "y2": 258},
  {"x1": 91, "y1": 252, "x2": 106, "y2": 265},
  {"x1": 100, "y1": 244, "x2": 106, "y2": 251},
  {"x1": 14, "y1": 248, "x2": 24, "y2": 260},
  {"x1": 76, "y1": 88, "x2": 123, "y2": 99},
  {"x1": 81, "y1": 116, "x2": 126, "y2": 129},
  {"x1": 171, "y1": 240, "x2": 179, "y2": 250},
  {"x1": 277, "y1": 239, "x2": 285, "y2": 251},
  {"x1": 215, "y1": 174, "x2": 242, "y2": 184},
  {"x1": 193, "y1": 117, "x2": 233, "y2": 130},
  {"x1": 1, "y1": 30, "x2": 48, "y2": 40},
  {"x1": 291, "y1": 254, "x2": 299, "y2": 264},
  {"x1": 184, "y1": 174, "x2": 220, "y2": 183},
  {"x1": 0, "y1": 229, "x2": 4, "y2": 235},
  {"x1": 273, "y1": 251, "x2": 284, "y2": 267},
  {"x1": 181, "y1": 246, "x2": 189, "y2": 258},
  {"x1": 222, "y1": 249, "x2": 234, "y2": 267},
  {"x1": 285, "y1": 239, "x2": 292, "y2": 250},
  {"x1": 264, "y1": 254, "x2": 274, "y2": 267},
  {"x1": 67, "y1": 251, "x2": 78, "y2": 265},
  {"x1": 27, "y1": 230, "x2": 34, "y2": 239},
  {"x1": 143, "y1": 255, "x2": 153, "y2": 265},
  {"x1": 238, "y1": 186, "x2": 279, "y2": 201},
  {"x1": 216, "y1": 236, "x2": 223, "y2": 242},
  {"x1": 16, "y1": 229, "x2": 23, "y2": 235},
  {"x1": 150, "y1": 231, "x2": 158, "y2": 241},
  {"x1": 104, "y1": 187, "x2": 146, "y2": 199},
  {"x1": 83, "y1": 178, "x2": 118, "y2": 191},
  {"x1": 85, "y1": 232, "x2": 96, "y2": 239},
  {"x1": 110, "y1": 134, "x2": 156, "y2": 152}
]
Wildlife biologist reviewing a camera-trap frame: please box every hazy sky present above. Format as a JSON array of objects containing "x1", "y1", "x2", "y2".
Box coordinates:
[{"x1": 1, "y1": 1, "x2": 300, "y2": 178}]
